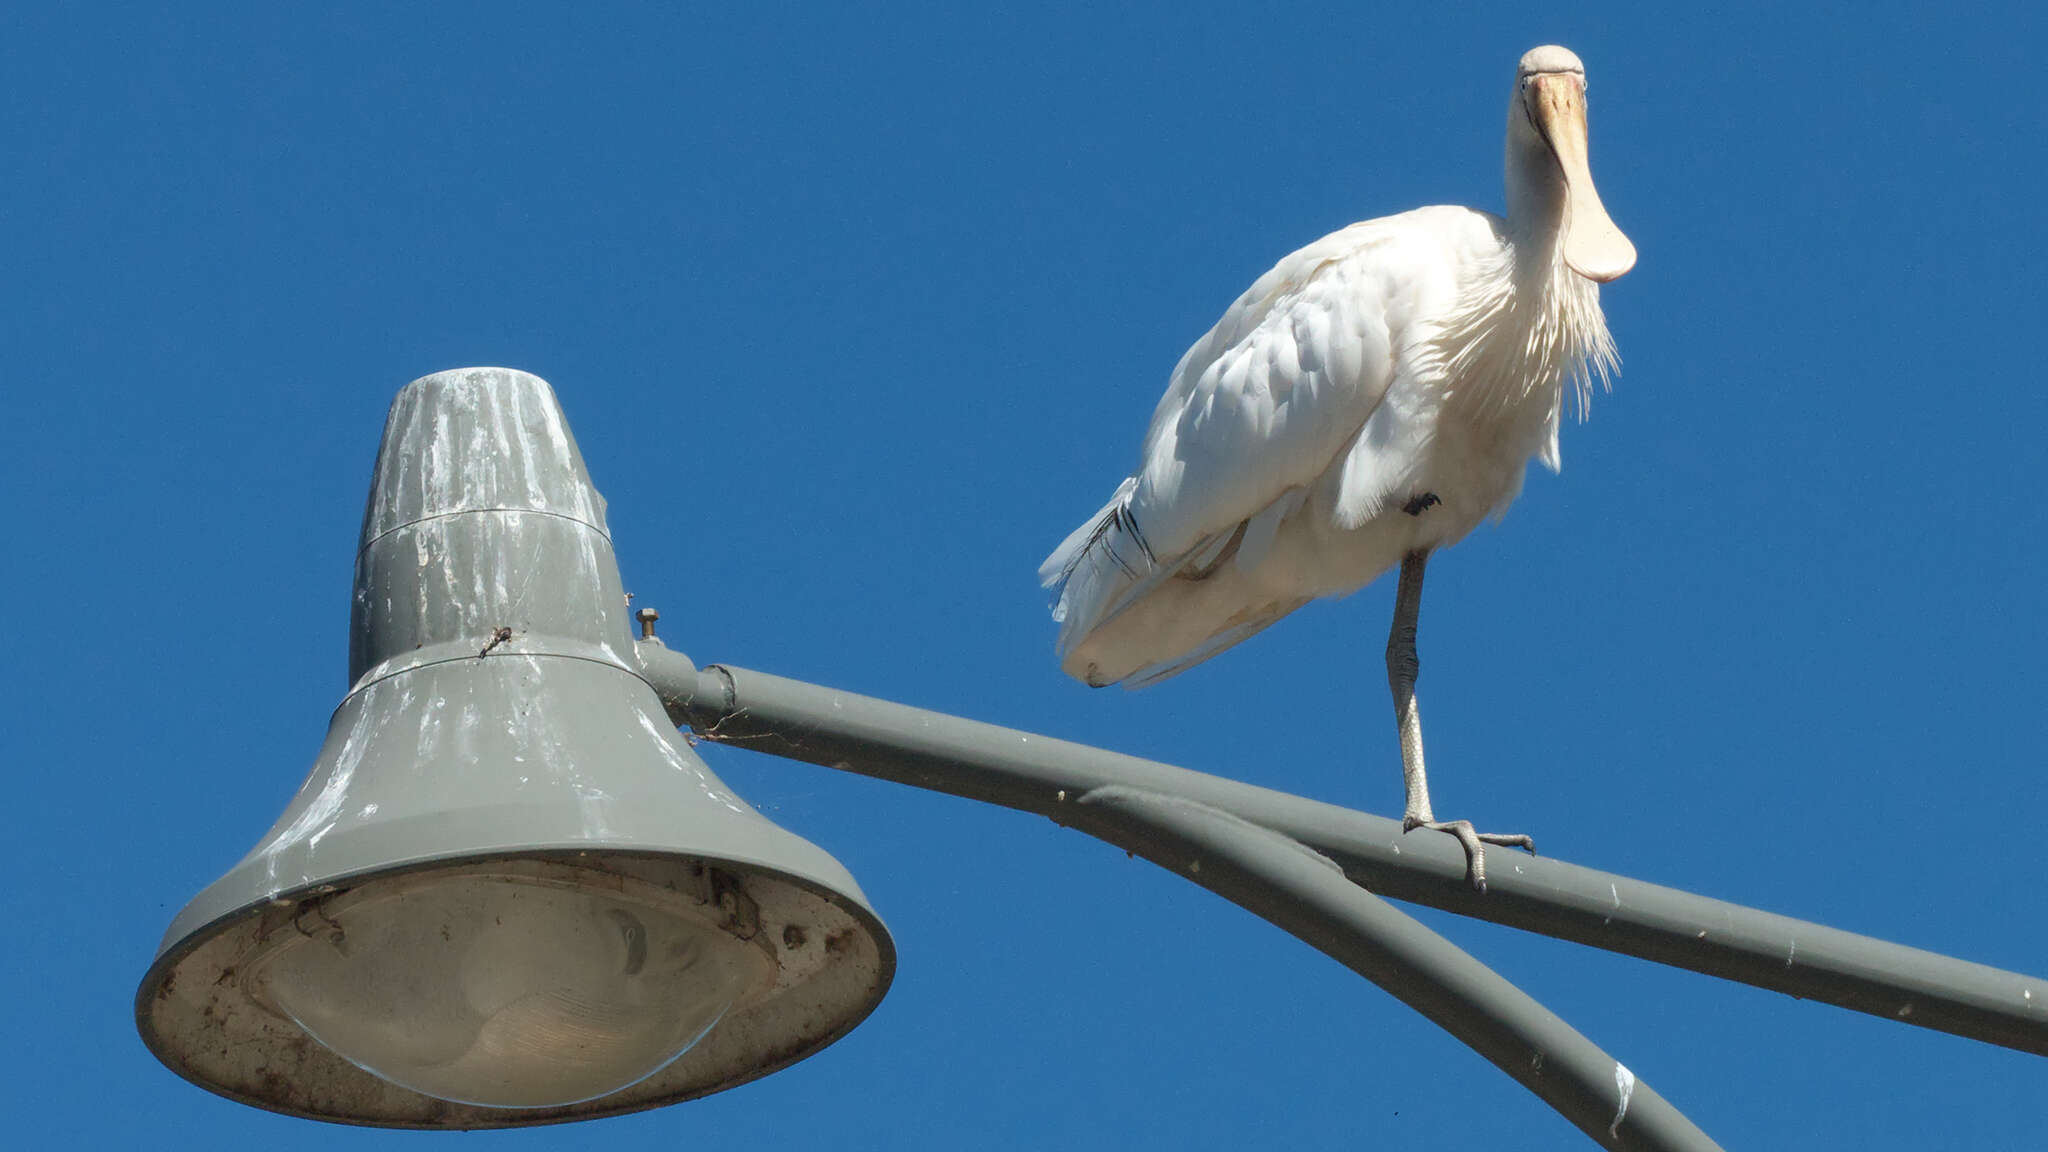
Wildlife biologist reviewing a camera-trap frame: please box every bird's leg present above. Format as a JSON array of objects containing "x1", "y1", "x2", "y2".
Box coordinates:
[
  {"x1": 1387, "y1": 550, "x2": 1437, "y2": 824},
  {"x1": 1385, "y1": 549, "x2": 1534, "y2": 891}
]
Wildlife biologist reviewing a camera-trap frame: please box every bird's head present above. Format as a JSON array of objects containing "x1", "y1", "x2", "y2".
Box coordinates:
[{"x1": 1507, "y1": 45, "x2": 1636, "y2": 283}]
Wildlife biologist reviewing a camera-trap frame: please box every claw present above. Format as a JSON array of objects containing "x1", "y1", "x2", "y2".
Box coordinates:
[{"x1": 1402, "y1": 818, "x2": 1533, "y2": 892}]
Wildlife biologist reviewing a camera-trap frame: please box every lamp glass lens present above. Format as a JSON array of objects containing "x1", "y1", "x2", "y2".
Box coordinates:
[{"x1": 255, "y1": 867, "x2": 768, "y2": 1108}]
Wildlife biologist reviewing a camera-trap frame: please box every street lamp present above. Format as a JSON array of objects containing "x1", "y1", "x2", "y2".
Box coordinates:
[
  {"x1": 139, "y1": 368, "x2": 2047, "y2": 1148},
  {"x1": 135, "y1": 369, "x2": 893, "y2": 1128}
]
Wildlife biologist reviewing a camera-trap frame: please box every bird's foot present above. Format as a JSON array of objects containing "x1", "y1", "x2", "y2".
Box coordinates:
[
  {"x1": 1402, "y1": 492, "x2": 1441, "y2": 516},
  {"x1": 1402, "y1": 816, "x2": 1535, "y2": 892}
]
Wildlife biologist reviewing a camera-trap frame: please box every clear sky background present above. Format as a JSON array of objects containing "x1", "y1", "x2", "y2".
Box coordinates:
[{"x1": 5, "y1": 2, "x2": 2045, "y2": 1147}]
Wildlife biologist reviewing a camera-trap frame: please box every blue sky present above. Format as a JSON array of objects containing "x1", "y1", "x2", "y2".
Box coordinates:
[{"x1": 6, "y1": 1, "x2": 2046, "y2": 1146}]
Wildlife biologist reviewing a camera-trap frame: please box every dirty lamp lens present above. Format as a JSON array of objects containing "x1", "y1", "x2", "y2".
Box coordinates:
[{"x1": 250, "y1": 868, "x2": 771, "y2": 1109}]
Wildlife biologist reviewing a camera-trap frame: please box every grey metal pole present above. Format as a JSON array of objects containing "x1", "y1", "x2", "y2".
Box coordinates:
[
  {"x1": 643, "y1": 653, "x2": 2048, "y2": 1059},
  {"x1": 1072, "y1": 787, "x2": 1720, "y2": 1151}
]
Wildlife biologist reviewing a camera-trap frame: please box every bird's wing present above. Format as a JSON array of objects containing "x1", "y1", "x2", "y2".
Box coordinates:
[
  {"x1": 1043, "y1": 208, "x2": 1497, "y2": 664},
  {"x1": 1127, "y1": 214, "x2": 1441, "y2": 563}
]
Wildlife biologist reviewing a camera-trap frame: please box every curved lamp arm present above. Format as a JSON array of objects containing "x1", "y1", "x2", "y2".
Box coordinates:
[
  {"x1": 642, "y1": 647, "x2": 1722, "y2": 1148},
  {"x1": 640, "y1": 645, "x2": 2048, "y2": 1146}
]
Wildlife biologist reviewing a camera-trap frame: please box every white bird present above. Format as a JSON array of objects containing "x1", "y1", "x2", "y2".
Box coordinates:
[{"x1": 1040, "y1": 45, "x2": 1635, "y2": 889}]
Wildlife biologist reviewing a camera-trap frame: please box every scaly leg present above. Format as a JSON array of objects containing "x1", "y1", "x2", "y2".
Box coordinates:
[{"x1": 1385, "y1": 549, "x2": 1534, "y2": 891}]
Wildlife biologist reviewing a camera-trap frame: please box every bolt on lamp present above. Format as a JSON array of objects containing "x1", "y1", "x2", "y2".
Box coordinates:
[{"x1": 135, "y1": 368, "x2": 894, "y2": 1129}]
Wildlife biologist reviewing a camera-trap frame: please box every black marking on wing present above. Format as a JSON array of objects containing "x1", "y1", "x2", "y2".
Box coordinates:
[
  {"x1": 1061, "y1": 498, "x2": 1157, "y2": 584},
  {"x1": 1116, "y1": 502, "x2": 1156, "y2": 565}
]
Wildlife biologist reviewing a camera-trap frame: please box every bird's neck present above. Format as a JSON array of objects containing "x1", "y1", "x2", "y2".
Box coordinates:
[
  {"x1": 1503, "y1": 134, "x2": 1571, "y2": 287},
  {"x1": 1415, "y1": 93, "x2": 1620, "y2": 434},
  {"x1": 1434, "y1": 204, "x2": 1615, "y2": 427}
]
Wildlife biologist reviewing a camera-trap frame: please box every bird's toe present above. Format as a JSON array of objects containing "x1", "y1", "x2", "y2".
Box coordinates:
[{"x1": 1404, "y1": 817, "x2": 1531, "y2": 891}]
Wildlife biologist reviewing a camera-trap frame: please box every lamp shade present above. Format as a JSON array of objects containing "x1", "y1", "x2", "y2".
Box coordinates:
[{"x1": 136, "y1": 368, "x2": 894, "y2": 1128}]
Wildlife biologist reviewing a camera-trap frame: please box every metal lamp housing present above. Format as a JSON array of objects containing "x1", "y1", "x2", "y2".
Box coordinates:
[{"x1": 136, "y1": 369, "x2": 894, "y2": 1128}]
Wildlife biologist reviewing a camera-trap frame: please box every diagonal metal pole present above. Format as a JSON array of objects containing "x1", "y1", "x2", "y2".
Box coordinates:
[
  {"x1": 1069, "y1": 786, "x2": 1719, "y2": 1151},
  {"x1": 639, "y1": 653, "x2": 2048, "y2": 1060}
]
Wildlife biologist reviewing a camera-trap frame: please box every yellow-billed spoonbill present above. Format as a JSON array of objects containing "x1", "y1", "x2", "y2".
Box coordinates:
[{"x1": 1041, "y1": 45, "x2": 1635, "y2": 889}]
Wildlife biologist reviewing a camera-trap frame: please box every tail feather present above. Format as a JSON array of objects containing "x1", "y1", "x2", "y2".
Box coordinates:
[
  {"x1": 1040, "y1": 477, "x2": 1152, "y2": 652},
  {"x1": 1043, "y1": 479, "x2": 1311, "y2": 686},
  {"x1": 1119, "y1": 597, "x2": 1308, "y2": 687}
]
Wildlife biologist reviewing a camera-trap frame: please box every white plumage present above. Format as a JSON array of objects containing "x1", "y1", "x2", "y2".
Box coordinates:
[
  {"x1": 1043, "y1": 47, "x2": 1629, "y2": 687},
  {"x1": 1039, "y1": 46, "x2": 1636, "y2": 888}
]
